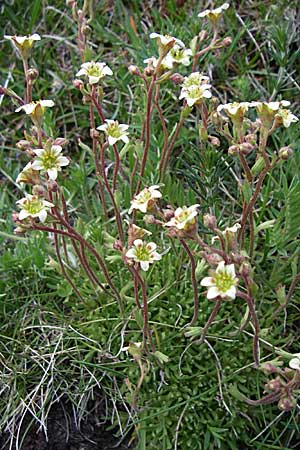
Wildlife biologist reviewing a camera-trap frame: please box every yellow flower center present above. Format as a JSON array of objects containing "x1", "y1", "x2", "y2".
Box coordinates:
[
  {"x1": 214, "y1": 272, "x2": 235, "y2": 293},
  {"x1": 135, "y1": 245, "x2": 151, "y2": 261},
  {"x1": 23, "y1": 197, "x2": 44, "y2": 214}
]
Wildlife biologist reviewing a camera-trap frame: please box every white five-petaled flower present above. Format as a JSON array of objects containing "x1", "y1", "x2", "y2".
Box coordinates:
[
  {"x1": 16, "y1": 194, "x2": 54, "y2": 223},
  {"x1": 249, "y1": 100, "x2": 290, "y2": 114},
  {"x1": 198, "y1": 3, "x2": 230, "y2": 21},
  {"x1": 76, "y1": 61, "x2": 113, "y2": 85},
  {"x1": 15, "y1": 100, "x2": 55, "y2": 126},
  {"x1": 201, "y1": 261, "x2": 238, "y2": 300},
  {"x1": 275, "y1": 109, "x2": 299, "y2": 128},
  {"x1": 150, "y1": 32, "x2": 184, "y2": 49},
  {"x1": 289, "y1": 354, "x2": 300, "y2": 371},
  {"x1": 217, "y1": 102, "x2": 251, "y2": 118},
  {"x1": 97, "y1": 119, "x2": 129, "y2": 146},
  {"x1": 31, "y1": 145, "x2": 69, "y2": 180},
  {"x1": 4, "y1": 33, "x2": 41, "y2": 58},
  {"x1": 165, "y1": 204, "x2": 200, "y2": 230},
  {"x1": 128, "y1": 185, "x2": 162, "y2": 214},
  {"x1": 182, "y1": 72, "x2": 210, "y2": 89},
  {"x1": 166, "y1": 44, "x2": 193, "y2": 67},
  {"x1": 125, "y1": 239, "x2": 162, "y2": 271},
  {"x1": 144, "y1": 55, "x2": 174, "y2": 70},
  {"x1": 16, "y1": 162, "x2": 40, "y2": 185},
  {"x1": 179, "y1": 84, "x2": 212, "y2": 106}
]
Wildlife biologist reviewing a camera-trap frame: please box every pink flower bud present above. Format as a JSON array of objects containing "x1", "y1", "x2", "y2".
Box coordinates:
[
  {"x1": 203, "y1": 214, "x2": 217, "y2": 230},
  {"x1": 32, "y1": 184, "x2": 47, "y2": 197},
  {"x1": 73, "y1": 79, "x2": 84, "y2": 90},
  {"x1": 47, "y1": 180, "x2": 58, "y2": 193},
  {"x1": 169, "y1": 73, "x2": 184, "y2": 85},
  {"x1": 128, "y1": 65, "x2": 141, "y2": 76}
]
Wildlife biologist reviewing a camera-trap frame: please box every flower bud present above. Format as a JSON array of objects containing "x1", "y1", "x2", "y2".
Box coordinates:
[
  {"x1": 230, "y1": 253, "x2": 245, "y2": 265},
  {"x1": 128, "y1": 65, "x2": 141, "y2": 76},
  {"x1": 239, "y1": 262, "x2": 251, "y2": 278},
  {"x1": 244, "y1": 133, "x2": 257, "y2": 144},
  {"x1": 53, "y1": 137, "x2": 69, "y2": 147},
  {"x1": 208, "y1": 135, "x2": 220, "y2": 147},
  {"x1": 12, "y1": 211, "x2": 19, "y2": 223},
  {"x1": 240, "y1": 142, "x2": 254, "y2": 155},
  {"x1": 228, "y1": 145, "x2": 240, "y2": 156},
  {"x1": 73, "y1": 79, "x2": 84, "y2": 90},
  {"x1": 47, "y1": 180, "x2": 58, "y2": 193},
  {"x1": 27, "y1": 68, "x2": 39, "y2": 82},
  {"x1": 221, "y1": 37, "x2": 232, "y2": 47},
  {"x1": 113, "y1": 240, "x2": 123, "y2": 252},
  {"x1": 279, "y1": 146, "x2": 293, "y2": 160},
  {"x1": 14, "y1": 226, "x2": 27, "y2": 235},
  {"x1": 162, "y1": 209, "x2": 174, "y2": 221},
  {"x1": 278, "y1": 396, "x2": 296, "y2": 411},
  {"x1": 203, "y1": 214, "x2": 217, "y2": 230},
  {"x1": 169, "y1": 73, "x2": 184, "y2": 85},
  {"x1": 16, "y1": 139, "x2": 31, "y2": 151},
  {"x1": 143, "y1": 214, "x2": 156, "y2": 225},
  {"x1": 201, "y1": 252, "x2": 222, "y2": 266},
  {"x1": 32, "y1": 184, "x2": 46, "y2": 197},
  {"x1": 66, "y1": 0, "x2": 76, "y2": 6},
  {"x1": 144, "y1": 66, "x2": 155, "y2": 77},
  {"x1": 90, "y1": 128, "x2": 100, "y2": 139},
  {"x1": 265, "y1": 378, "x2": 281, "y2": 392},
  {"x1": 82, "y1": 25, "x2": 91, "y2": 35}
]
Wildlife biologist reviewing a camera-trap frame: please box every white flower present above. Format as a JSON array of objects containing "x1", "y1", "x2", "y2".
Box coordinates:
[
  {"x1": 16, "y1": 162, "x2": 40, "y2": 185},
  {"x1": 201, "y1": 261, "x2": 238, "y2": 300},
  {"x1": 144, "y1": 55, "x2": 174, "y2": 70},
  {"x1": 179, "y1": 84, "x2": 212, "y2": 106},
  {"x1": 165, "y1": 204, "x2": 200, "y2": 230},
  {"x1": 198, "y1": 3, "x2": 230, "y2": 20},
  {"x1": 275, "y1": 109, "x2": 298, "y2": 128},
  {"x1": 31, "y1": 145, "x2": 69, "y2": 180},
  {"x1": 97, "y1": 119, "x2": 129, "y2": 146},
  {"x1": 16, "y1": 194, "x2": 54, "y2": 223},
  {"x1": 289, "y1": 355, "x2": 300, "y2": 370},
  {"x1": 224, "y1": 223, "x2": 241, "y2": 234},
  {"x1": 249, "y1": 100, "x2": 290, "y2": 114},
  {"x1": 150, "y1": 32, "x2": 184, "y2": 49},
  {"x1": 76, "y1": 61, "x2": 113, "y2": 84},
  {"x1": 128, "y1": 185, "x2": 162, "y2": 214},
  {"x1": 125, "y1": 239, "x2": 162, "y2": 271},
  {"x1": 4, "y1": 33, "x2": 41, "y2": 58},
  {"x1": 165, "y1": 44, "x2": 193, "y2": 67},
  {"x1": 15, "y1": 100, "x2": 55, "y2": 126},
  {"x1": 217, "y1": 102, "x2": 251, "y2": 118},
  {"x1": 182, "y1": 72, "x2": 210, "y2": 89}
]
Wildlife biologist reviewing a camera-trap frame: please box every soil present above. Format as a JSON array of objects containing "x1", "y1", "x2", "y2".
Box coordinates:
[{"x1": 0, "y1": 396, "x2": 135, "y2": 450}]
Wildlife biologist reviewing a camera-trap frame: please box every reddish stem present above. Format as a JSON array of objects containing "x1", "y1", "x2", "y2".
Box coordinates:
[{"x1": 180, "y1": 240, "x2": 199, "y2": 326}]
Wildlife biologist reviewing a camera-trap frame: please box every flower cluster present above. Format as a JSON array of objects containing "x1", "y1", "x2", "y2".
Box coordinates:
[
  {"x1": 145, "y1": 33, "x2": 193, "y2": 71},
  {"x1": 165, "y1": 204, "x2": 199, "y2": 231}
]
